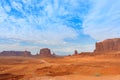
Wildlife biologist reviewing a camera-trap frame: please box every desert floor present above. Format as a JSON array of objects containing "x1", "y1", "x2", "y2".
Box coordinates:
[{"x1": 0, "y1": 54, "x2": 120, "y2": 80}]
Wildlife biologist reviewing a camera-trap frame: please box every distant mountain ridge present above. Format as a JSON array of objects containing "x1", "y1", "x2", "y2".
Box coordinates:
[
  {"x1": 0, "y1": 48, "x2": 56, "y2": 57},
  {"x1": 0, "y1": 51, "x2": 31, "y2": 56}
]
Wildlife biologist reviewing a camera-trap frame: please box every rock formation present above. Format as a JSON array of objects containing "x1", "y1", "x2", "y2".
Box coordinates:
[
  {"x1": 0, "y1": 51, "x2": 31, "y2": 56},
  {"x1": 74, "y1": 50, "x2": 78, "y2": 55},
  {"x1": 94, "y1": 38, "x2": 120, "y2": 53},
  {"x1": 80, "y1": 52, "x2": 94, "y2": 56},
  {"x1": 39, "y1": 48, "x2": 52, "y2": 57},
  {"x1": 23, "y1": 51, "x2": 31, "y2": 56}
]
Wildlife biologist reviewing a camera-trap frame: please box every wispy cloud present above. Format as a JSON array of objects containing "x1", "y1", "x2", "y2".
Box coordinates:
[
  {"x1": 2, "y1": 0, "x2": 114, "y2": 54},
  {"x1": 0, "y1": 0, "x2": 91, "y2": 44},
  {"x1": 83, "y1": 0, "x2": 120, "y2": 41}
]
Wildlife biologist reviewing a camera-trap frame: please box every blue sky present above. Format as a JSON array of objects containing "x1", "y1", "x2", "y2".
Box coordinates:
[{"x1": 0, "y1": 0, "x2": 120, "y2": 55}]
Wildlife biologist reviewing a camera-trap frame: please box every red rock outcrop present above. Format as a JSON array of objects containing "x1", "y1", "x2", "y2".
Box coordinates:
[
  {"x1": 80, "y1": 52, "x2": 94, "y2": 56},
  {"x1": 23, "y1": 51, "x2": 31, "y2": 56},
  {"x1": 0, "y1": 51, "x2": 31, "y2": 56},
  {"x1": 39, "y1": 48, "x2": 52, "y2": 57},
  {"x1": 94, "y1": 38, "x2": 120, "y2": 53},
  {"x1": 74, "y1": 50, "x2": 78, "y2": 55}
]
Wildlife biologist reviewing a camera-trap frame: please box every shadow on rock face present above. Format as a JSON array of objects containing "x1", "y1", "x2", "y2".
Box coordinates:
[{"x1": 0, "y1": 73, "x2": 24, "y2": 80}]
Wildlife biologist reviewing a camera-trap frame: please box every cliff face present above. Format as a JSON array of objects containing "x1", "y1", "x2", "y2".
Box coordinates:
[
  {"x1": 94, "y1": 38, "x2": 120, "y2": 53},
  {"x1": 0, "y1": 51, "x2": 31, "y2": 56}
]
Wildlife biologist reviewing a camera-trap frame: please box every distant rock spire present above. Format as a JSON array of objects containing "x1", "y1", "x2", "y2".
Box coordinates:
[{"x1": 74, "y1": 50, "x2": 78, "y2": 55}]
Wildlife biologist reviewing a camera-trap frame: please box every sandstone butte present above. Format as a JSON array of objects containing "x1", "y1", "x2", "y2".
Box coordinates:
[
  {"x1": 38, "y1": 48, "x2": 53, "y2": 57},
  {"x1": 94, "y1": 38, "x2": 120, "y2": 53},
  {"x1": 0, "y1": 51, "x2": 31, "y2": 56},
  {"x1": 72, "y1": 38, "x2": 120, "y2": 56}
]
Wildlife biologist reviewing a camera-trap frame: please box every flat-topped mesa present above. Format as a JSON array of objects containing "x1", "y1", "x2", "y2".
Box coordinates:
[
  {"x1": 0, "y1": 51, "x2": 31, "y2": 56},
  {"x1": 94, "y1": 38, "x2": 120, "y2": 53},
  {"x1": 39, "y1": 48, "x2": 53, "y2": 57}
]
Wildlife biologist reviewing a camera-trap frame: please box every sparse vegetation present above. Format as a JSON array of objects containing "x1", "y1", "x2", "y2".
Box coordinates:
[{"x1": 95, "y1": 73, "x2": 101, "y2": 77}]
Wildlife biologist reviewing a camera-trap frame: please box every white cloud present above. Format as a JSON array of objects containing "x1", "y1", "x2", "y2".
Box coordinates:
[
  {"x1": 83, "y1": 0, "x2": 120, "y2": 41},
  {"x1": 4, "y1": 5, "x2": 11, "y2": 12},
  {"x1": 0, "y1": 0, "x2": 81, "y2": 46},
  {"x1": 0, "y1": 15, "x2": 78, "y2": 45},
  {"x1": 11, "y1": 1, "x2": 23, "y2": 11},
  {"x1": 0, "y1": 0, "x2": 93, "y2": 54},
  {"x1": 0, "y1": 6, "x2": 8, "y2": 23}
]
